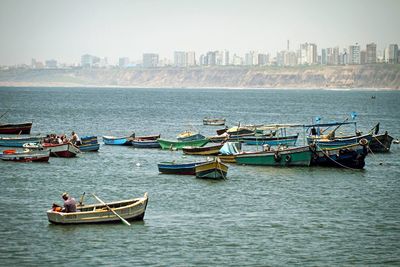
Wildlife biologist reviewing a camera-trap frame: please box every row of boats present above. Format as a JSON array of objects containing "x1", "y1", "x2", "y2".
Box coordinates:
[{"x1": 0, "y1": 118, "x2": 397, "y2": 225}]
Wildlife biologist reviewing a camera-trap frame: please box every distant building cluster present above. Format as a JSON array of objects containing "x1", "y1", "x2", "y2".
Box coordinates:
[{"x1": 2, "y1": 41, "x2": 399, "y2": 70}]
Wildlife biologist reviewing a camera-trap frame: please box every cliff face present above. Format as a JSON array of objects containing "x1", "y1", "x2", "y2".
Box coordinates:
[{"x1": 0, "y1": 64, "x2": 399, "y2": 89}]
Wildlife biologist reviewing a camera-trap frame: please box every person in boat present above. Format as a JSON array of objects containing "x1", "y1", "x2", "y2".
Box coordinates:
[
  {"x1": 70, "y1": 131, "x2": 81, "y2": 146},
  {"x1": 61, "y1": 192, "x2": 77, "y2": 213}
]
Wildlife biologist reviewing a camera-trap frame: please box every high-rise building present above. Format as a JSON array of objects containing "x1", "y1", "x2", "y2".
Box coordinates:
[
  {"x1": 258, "y1": 54, "x2": 268, "y2": 66},
  {"x1": 143, "y1": 53, "x2": 159, "y2": 68},
  {"x1": 245, "y1": 51, "x2": 258, "y2": 66},
  {"x1": 360, "y1": 50, "x2": 367, "y2": 64},
  {"x1": 119, "y1": 57, "x2": 130, "y2": 68},
  {"x1": 321, "y1": 49, "x2": 327, "y2": 65},
  {"x1": 174, "y1": 51, "x2": 186, "y2": 67},
  {"x1": 206, "y1": 51, "x2": 217, "y2": 66},
  {"x1": 366, "y1": 43, "x2": 377, "y2": 64},
  {"x1": 299, "y1": 43, "x2": 317, "y2": 65},
  {"x1": 386, "y1": 44, "x2": 399, "y2": 64},
  {"x1": 186, "y1": 51, "x2": 196, "y2": 66},
  {"x1": 232, "y1": 54, "x2": 243, "y2": 66},
  {"x1": 81, "y1": 54, "x2": 100, "y2": 67},
  {"x1": 45, "y1": 59, "x2": 57, "y2": 68},
  {"x1": 348, "y1": 44, "x2": 361, "y2": 64}
]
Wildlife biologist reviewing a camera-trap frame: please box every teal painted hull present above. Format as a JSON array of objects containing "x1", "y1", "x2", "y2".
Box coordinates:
[
  {"x1": 157, "y1": 138, "x2": 209, "y2": 150},
  {"x1": 236, "y1": 146, "x2": 312, "y2": 166}
]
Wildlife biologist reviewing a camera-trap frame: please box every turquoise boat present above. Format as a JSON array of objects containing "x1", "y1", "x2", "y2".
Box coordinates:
[
  {"x1": 157, "y1": 138, "x2": 209, "y2": 150},
  {"x1": 102, "y1": 134, "x2": 134, "y2": 145},
  {"x1": 236, "y1": 146, "x2": 312, "y2": 166},
  {"x1": 0, "y1": 136, "x2": 43, "y2": 147}
]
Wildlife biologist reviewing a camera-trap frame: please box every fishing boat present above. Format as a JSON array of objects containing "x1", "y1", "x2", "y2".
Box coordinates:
[
  {"x1": 78, "y1": 136, "x2": 100, "y2": 152},
  {"x1": 0, "y1": 122, "x2": 33, "y2": 134},
  {"x1": 102, "y1": 133, "x2": 135, "y2": 145},
  {"x1": 47, "y1": 193, "x2": 148, "y2": 224},
  {"x1": 42, "y1": 142, "x2": 80, "y2": 158},
  {"x1": 208, "y1": 132, "x2": 229, "y2": 143},
  {"x1": 135, "y1": 134, "x2": 160, "y2": 140},
  {"x1": 177, "y1": 131, "x2": 206, "y2": 141},
  {"x1": 203, "y1": 118, "x2": 226, "y2": 126},
  {"x1": 158, "y1": 161, "x2": 207, "y2": 175},
  {"x1": 157, "y1": 138, "x2": 209, "y2": 150},
  {"x1": 217, "y1": 142, "x2": 241, "y2": 163},
  {"x1": 236, "y1": 146, "x2": 312, "y2": 166},
  {"x1": 182, "y1": 143, "x2": 224, "y2": 156},
  {"x1": 369, "y1": 131, "x2": 394, "y2": 153},
  {"x1": 132, "y1": 139, "x2": 161, "y2": 148},
  {"x1": 310, "y1": 141, "x2": 369, "y2": 169},
  {"x1": 242, "y1": 134, "x2": 299, "y2": 146},
  {"x1": 0, "y1": 135, "x2": 43, "y2": 147},
  {"x1": 0, "y1": 149, "x2": 50, "y2": 162},
  {"x1": 195, "y1": 158, "x2": 228, "y2": 179},
  {"x1": 305, "y1": 121, "x2": 373, "y2": 148}
]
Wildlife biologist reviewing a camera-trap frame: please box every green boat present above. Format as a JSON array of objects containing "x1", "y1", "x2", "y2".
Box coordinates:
[
  {"x1": 157, "y1": 138, "x2": 209, "y2": 150},
  {"x1": 236, "y1": 146, "x2": 312, "y2": 166}
]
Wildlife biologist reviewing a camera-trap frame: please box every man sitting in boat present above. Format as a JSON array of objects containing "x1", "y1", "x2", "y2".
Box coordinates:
[
  {"x1": 61, "y1": 192, "x2": 77, "y2": 213},
  {"x1": 70, "y1": 131, "x2": 81, "y2": 146}
]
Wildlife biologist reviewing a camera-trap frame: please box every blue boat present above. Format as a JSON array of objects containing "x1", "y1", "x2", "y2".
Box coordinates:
[
  {"x1": 78, "y1": 136, "x2": 100, "y2": 152},
  {"x1": 103, "y1": 134, "x2": 134, "y2": 145},
  {"x1": 176, "y1": 131, "x2": 206, "y2": 141},
  {"x1": 310, "y1": 142, "x2": 369, "y2": 169},
  {"x1": 132, "y1": 139, "x2": 161, "y2": 148},
  {"x1": 242, "y1": 134, "x2": 299, "y2": 146},
  {"x1": 158, "y1": 161, "x2": 207, "y2": 175},
  {"x1": 0, "y1": 136, "x2": 43, "y2": 147}
]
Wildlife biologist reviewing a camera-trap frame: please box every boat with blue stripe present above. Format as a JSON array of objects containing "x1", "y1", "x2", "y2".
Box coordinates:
[{"x1": 0, "y1": 135, "x2": 43, "y2": 147}]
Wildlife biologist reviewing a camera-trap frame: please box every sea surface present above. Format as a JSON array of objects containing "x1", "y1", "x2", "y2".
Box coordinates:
[{"x1": 0, "y1": 87, "x2": 399, "y2": 266}]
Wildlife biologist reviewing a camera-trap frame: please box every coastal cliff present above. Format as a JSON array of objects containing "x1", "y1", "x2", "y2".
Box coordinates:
[{"x1": 0, "y1": 64, "x2": 399, "y2": 89}]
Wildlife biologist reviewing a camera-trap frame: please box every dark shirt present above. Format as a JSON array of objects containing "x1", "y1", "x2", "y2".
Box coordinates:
[{"x1": 63, "y1": 197, "x2": 77, "y2": 213}]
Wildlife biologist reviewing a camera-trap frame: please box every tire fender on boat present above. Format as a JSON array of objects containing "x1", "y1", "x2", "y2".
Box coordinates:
[
  {"x1": 285, "y1": 154, "x2": 292, "y2": 163},
  {"x1": 274, "y1": 151, "x2": 281, "y2": 162}
]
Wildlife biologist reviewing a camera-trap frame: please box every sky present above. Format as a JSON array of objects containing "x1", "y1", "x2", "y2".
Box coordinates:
[{"x1": 0, "y1": 0, "x2": 399, "y2": 65}]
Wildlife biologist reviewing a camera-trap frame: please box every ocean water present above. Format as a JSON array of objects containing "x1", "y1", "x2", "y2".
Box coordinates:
[{"x1": 0, "y1": 87, "x2": 399, "y2": 266}]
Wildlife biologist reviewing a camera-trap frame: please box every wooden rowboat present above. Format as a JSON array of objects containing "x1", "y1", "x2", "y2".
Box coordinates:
[
  {"x1": 78, "y1": 136, "x2": 100, "y2": 152},
  {"x1": 195, "y1": 158, "x2": 228, "y2": 179},
  {"x1": 182, "y1": 143, "x2": 224, "y2": 156},
  {"x1": 236, "y1": 146, "x2": 312, "y2": 167},
  {"x1": 203, "y1": 118, "x2": 226, "y2": 126},
  {"x1": 132, "y1": 139, "x2": 161, "y2": 148},
  {"x1": 0, "y1": 149, "x2": 50, "y2": 162},
  {"x1": 0, "y1": 135, "x2": 43, "y2": 147},
  {"x1": 157, "y1": 138, "x2": 209, "y2": 150},
  {"x1": 158, "y1": 161, "x2": 208, "y2": 175},
  {"x1": 0, "y1": 122, "x2": 32, "y2": 134},
  {"x1": 369, "y1": 132, "x2": 394, "y2": 153},
  {"x1": 42, "y1": 142, "x2": 80, "y2": 158},
  {"x1": 47, "y1": 193, "x2": 148, "y2": 224},
  {"x1": 102, "y1": 134, "x2": 134, "y2": 145}
]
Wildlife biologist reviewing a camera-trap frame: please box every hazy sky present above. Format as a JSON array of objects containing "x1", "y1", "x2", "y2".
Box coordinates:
[{"x1": 0, "y1": 0, "x2": 399, "y2": 65}]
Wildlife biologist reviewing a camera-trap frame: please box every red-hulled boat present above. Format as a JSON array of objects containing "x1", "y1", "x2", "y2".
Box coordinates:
[
  {"x1": 0, "y1": 149, "x2": 50, "y2": 162},
  {"x1": 0, "y1": 122, "x2": 33, "y2": 134},
  {"x1": 42, "y1": 143, "x2": 80, "y2": 158}
]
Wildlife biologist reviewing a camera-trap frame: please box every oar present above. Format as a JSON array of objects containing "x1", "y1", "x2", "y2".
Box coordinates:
[
  {"x1": 79, "y1": 192, "x2": 85, "y2": 206},
  {"x1": 92, "y1": 193, "x2": 131, "y2": 226}
]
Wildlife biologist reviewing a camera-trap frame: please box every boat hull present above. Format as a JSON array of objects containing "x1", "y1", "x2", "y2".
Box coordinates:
[
  {"x1": 195, "y1": 159, "x2": 228, "y2": 179},
  {"x1": 203, "y1": 118, "x2": 226, "y2": 126},
  {"x1": 307, "y1": 133, "x2": 372, "y2": 149},
  {"x1": 310, "y1": 143, "x2": 368, "y2": 169},
  {"x1": 42, "y1": 143, "x2": 80, "y2": 158},
  {"x1": 236, "y1": 146, "x2": 312, "y2": 166},
  {"x1": 0, "y1": 122, "x2": 32, "y2": 134},
  {"x1": 102, "y1": 136, "x2": 132, "y2": 145},
  {"x1": 182, "y1": 143, "x2": 223, "y2": 155},
  {"x1": 1, "y1": 150, "x2": 50, "y2": 162},
  {"x1": 78, "y1": 143, "x2": 100, "y2": 152},
  {"x1": 47, "y1": 193, "x2": 148, "y2": 224},
  {"x1": 132, "y1": 140, "x2": 161, "y2": 148},
  {"x1": 157, "y1": 138, "x2": 209, "y2": 150},
  {"x1": 369, "y1": 132, "x2": 393, "y2": 152},
  {"x1": 158, "y1": 161, "x2": 206, "y2": 175},
  {"x1": 0, "y1": 136, "x2": 43, "y2": 147},
  {"x1": 217, "y1": 154, "x2": 237, "y2": 163},
  {"x1": 242, "y1": 134, "x2": 298, "y2": 146}
]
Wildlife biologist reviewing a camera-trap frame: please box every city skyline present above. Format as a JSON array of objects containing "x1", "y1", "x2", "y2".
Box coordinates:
[{"x1": 1, "y1": 0, "x2": 399, "y2": 65}]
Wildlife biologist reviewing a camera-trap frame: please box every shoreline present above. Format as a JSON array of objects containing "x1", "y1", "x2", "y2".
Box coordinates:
[{"x1": 0, "y1": 83, "x2": 398, "y2": 91}]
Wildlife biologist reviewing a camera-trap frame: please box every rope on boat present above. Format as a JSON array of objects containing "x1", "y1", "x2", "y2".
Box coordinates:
[
  {"x1": 216, "y1": 157, "x2": 227, "y2": 180},
  {"x1": 315, "y1": 144, "x2": 360, "y2": 171},
  {"x1": 372, "y1": 135, "x2": 389, "y2": 151}
]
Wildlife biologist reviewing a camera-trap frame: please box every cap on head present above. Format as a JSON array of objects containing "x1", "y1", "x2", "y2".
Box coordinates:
[{"x1": 62, "y1": 192, "x2": 69, "y2": 199}]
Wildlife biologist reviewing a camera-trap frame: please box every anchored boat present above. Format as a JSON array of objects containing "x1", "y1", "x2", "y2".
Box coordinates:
[{"x1": 47, "y1": 193, "x2": 148, "y2": 224}]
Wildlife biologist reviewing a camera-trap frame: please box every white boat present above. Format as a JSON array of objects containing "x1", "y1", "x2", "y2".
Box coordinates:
[
  {"x1": 42, "y1": 142, "x2": 80, "y2": 158},
  {"x1": 47, "y1": 193, "x2": 148, "y2": 224}
]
